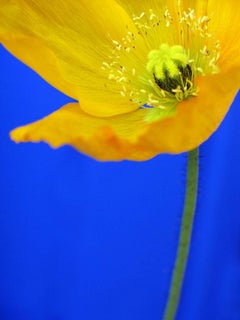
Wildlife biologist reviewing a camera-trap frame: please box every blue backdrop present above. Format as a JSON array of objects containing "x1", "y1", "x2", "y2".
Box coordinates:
[{"x1": 1, "y1": 44, "x2": 240, "y2": 320}]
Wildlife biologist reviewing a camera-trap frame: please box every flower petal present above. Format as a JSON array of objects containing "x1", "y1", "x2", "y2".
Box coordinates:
[
  {"x1": 139, "y1": 70, "x2": 239, "y2": 159},
  {"x1": 167, "y1": 0, "x2": 240, "y2": 81},
  {"x1": 10, "y1": 102, "x2": 148, "y2": 161},
  {"x1": 10, "y1": 68, "x2": 239, "y2": 161},
  {"x1": 208, "y1": 0, "x2": 240, "y2": 74},
  {"x1": 116, "y1": 0, "x2": 166, "y2": 16},
  {"x1": 1, "y1": 34, "x2": 78, "y2": 100},
  {"x1": 0, "y1": 0, "x2": 138, "y2": 116}
]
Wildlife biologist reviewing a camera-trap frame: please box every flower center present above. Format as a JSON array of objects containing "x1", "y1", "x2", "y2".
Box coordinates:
[
  {"x1": 146, "y1": 44, "x2": 193, "y2": 99},
  {"x1": 101, "y1": 5, "x2": 221, "y2": 122}
]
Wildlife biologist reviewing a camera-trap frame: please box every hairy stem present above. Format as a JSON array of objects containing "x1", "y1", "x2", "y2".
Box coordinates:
[{"x1": 163, "y1": 148, "x2": 199, "y2": 320}]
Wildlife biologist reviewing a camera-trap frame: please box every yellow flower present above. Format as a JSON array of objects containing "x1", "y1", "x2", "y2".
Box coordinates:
[{"x1": 0, "y1": 0, "x2": 239, "y2": 161}]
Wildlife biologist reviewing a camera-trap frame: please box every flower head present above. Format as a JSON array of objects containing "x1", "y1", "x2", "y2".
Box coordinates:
[{"x1": 1, "y1": 0, "x2": 239, "y2": 160}]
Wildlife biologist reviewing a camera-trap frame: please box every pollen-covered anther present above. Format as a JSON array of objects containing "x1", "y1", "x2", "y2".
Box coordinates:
[
  {"x1": 148, "y1": 93, "x2": 160, "y2": 105},
  {"x1": 133, "y1": 9, "x2": 162, "y2": 31},
  {"x1": 164, "y1": 8, "x2": 173, "y2": 27}
]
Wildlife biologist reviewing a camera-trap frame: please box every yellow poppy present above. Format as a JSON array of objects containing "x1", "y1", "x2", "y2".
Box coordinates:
[{"x1": 1, "y1": 0, "x2": 239, "y2": 161}]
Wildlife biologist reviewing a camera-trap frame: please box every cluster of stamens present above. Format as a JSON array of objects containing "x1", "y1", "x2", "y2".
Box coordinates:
[{"x1": 101, "y1": 5, "x2": 221, "y2": 121}]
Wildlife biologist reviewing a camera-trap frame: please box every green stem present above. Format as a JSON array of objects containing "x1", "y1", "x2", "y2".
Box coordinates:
[{"x1": 163, "y1": 148, "x2": 199, "y2": 320}]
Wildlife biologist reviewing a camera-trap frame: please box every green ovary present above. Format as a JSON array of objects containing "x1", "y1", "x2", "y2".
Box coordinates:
[{"x1": 146, "y1": 43, "x2": 193, "y2": 94}]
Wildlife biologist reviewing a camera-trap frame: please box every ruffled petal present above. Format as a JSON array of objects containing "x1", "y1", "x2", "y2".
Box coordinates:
[
  {"x1": 0, "y1": 0, "x2": 138, "y2": 116},
  {"x1": 10, "y1": 68, "x2": 239, "y2": 161},
  {"x1": 10, "y1": 102, "x2": 148, "y2": 161}
]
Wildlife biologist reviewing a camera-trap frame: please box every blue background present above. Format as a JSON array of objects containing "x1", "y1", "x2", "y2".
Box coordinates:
[{"x1": 1, "y1": 44, "x2": 240, "y2": 320}]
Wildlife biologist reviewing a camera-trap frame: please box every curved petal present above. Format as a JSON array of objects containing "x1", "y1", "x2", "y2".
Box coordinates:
[
  {"x1": 0, "y1": 0, "x2": 138, "y2": 116},
  {"x1": 0, "y1": 0, "x2": 133, "y2": 68},
  {"x1": 10, "y1": 102, "x2": 148, "y2": 161},
  {"x1": 138, "y1": 70, "x2": 239, "y2": 159},
  {"x1": 1, "y1": 34, "x2": 78, "y2": 100},
  {"x1": 207, "y1": 0, "x2": 240, "y2": 74},
  {"x1": 10, "y1": 68, "x2": 239, "y2": 161}
]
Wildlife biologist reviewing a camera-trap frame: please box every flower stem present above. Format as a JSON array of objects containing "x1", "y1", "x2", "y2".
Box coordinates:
[{"x1": 163, "y1": 148, "x2": 199, "y2": 320}]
